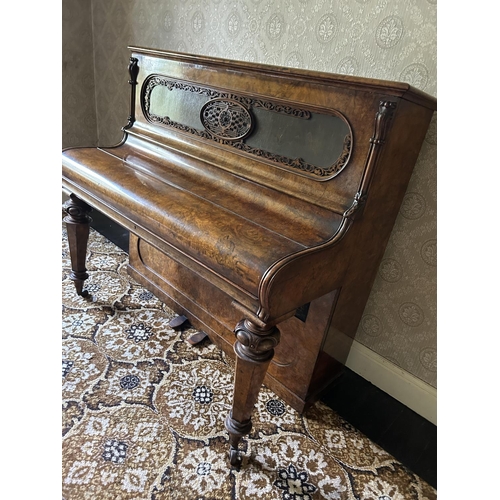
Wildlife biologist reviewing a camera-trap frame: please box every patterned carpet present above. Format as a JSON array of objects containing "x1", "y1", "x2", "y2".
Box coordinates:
[{"x1": 62, "y1": 222, "x2": 437, "y2": 500}]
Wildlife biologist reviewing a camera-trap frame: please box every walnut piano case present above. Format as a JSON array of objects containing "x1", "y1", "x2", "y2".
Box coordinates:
[{"x1": 62, "y1": 46, "x2": 436, "y2": 468}]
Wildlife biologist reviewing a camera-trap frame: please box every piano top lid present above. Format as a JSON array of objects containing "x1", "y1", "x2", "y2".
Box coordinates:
[{"x1": 128, "y1": 45, "x2": 437, "y2": 112}]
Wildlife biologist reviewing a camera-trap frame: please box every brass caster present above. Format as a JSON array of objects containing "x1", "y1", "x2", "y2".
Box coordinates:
[{"x1": 229, "y1": 446, "x2": 242, "y2": 470}]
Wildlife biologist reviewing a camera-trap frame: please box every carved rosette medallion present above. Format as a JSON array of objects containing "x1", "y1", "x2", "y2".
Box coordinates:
[{"x1": 201, "y1": 99, "x2": 253, "y2": 140}]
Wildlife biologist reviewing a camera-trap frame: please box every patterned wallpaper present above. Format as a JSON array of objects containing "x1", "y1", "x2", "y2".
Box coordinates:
[
  {"x1": 62, "y1": 0, "x2": 436, "y2": 387},
  {"x1": 62, "y1": 0, "x2": 97, "y2": 149}
]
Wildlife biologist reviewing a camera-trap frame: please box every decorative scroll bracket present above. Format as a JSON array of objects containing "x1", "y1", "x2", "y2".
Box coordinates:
[
  {"x1": 345, "y1": 100, "x2": 397, "y2": 220},
  {"x1": 123, "y1": 57, "x2": 139, "y2": 131},
  {"x1": 343, "y1": 192, "x2": 368, "y2": 219},
  {"x1": 369, "y1": 100, "x2": 398, "y2": 146},
  {"x1": 233, "y1": 319, "x2": 281, "y2": 363}
]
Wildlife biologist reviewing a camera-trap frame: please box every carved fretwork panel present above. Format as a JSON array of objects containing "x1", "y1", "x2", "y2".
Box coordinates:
[{"x1": 141, "y1": 75, "x2": 353, "y2": 180}]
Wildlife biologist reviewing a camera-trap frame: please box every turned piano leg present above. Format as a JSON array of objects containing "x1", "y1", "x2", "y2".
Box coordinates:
[
  {"x1": 225, "y1": 319, "x2": 280, "y2": 469},
  {"x1": 63, "y1": 193, "x2": 92, "y2": 297}
]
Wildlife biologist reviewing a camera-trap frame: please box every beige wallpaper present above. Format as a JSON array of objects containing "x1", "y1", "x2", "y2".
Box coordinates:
[
  {"x1": 62, "y1": 0, "x2": 437, "y2": 387},
  {"x1": 62, "y1": 0, "x2": 97, "y2": 149}
]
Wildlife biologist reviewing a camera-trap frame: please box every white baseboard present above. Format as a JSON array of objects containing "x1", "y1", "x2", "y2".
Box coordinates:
[{"x1": 345, "y1": 341, "x2": 437, "y2": 425}]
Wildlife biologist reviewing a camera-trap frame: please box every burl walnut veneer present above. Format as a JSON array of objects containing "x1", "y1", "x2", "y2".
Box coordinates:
[{"x1": 62, "y1": 46, "x2": 436, "y2": 468}]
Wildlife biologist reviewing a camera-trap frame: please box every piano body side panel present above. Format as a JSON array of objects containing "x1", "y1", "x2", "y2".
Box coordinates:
[
  {"x1": 324, "y1": 98, "x2": 436, "y2": 364},
  {"x1": 255, "y1": 95, "x2": 435, "y2": 366}
]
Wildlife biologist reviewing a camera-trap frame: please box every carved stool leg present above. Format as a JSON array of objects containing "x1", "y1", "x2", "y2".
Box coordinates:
[
  {"x1": 63, "y1": 194, "x2": 92, "y2": 297},
  {"x1": 225, "y1": 319, "x2": 280, "y2": 469}
]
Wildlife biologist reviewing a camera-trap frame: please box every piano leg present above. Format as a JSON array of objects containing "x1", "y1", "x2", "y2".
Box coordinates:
[
  {"x1": 225, "y1": 319, "x2": 280, "y2": 469},
  {"x1": 63, "y1": 193, "x2": 92, "y2": 297}
]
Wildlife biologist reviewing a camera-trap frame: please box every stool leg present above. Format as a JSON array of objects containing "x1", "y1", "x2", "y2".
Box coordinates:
[
  {"x1": 225, "y1": 319, "x2": 280, "y2": 469},
  {"x1": 63, "y1": 194, "x2": 92, "y2": 297}
]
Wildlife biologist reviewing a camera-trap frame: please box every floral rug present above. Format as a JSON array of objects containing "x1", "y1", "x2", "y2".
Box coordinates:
[{"x1": 62, "y1": 223, "x2": 437, "y2": 500}]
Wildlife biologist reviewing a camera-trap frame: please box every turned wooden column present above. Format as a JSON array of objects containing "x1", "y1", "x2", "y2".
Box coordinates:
[
  {"x1": 63, "y1": 194, "x2": 92, "y2": 297},
  {"x1": 225, "y1": 318, "x2": 280, "y2": 468}
]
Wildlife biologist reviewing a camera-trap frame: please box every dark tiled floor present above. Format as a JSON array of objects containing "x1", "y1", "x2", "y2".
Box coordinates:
[{"x1": 87, "y1": 209, "x2": 437, "y2": 489}]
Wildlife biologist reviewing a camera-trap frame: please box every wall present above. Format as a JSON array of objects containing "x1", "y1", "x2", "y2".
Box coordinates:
[
  {"x1": 63, "y1": 0, "x2": 437, "y2": 409},
  {"x1": 62, "y1": 0, "x2": 98, "y2": 149}
]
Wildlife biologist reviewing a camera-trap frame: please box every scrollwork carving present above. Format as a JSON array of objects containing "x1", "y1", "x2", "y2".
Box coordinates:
[
  {"x1": 143, "y1": 76, "x2": 311, "y2": 119},
  {"x1": 234, "y1": 319, "x2": 280, "y2": 362},
  {"x1": 63, "y1": 194, "x2": 92, "y2": 223},
  {"x1": 141, "y1": 75, "x2": 352, "y2": 179},
  {"x1": 232, "y1": 133, "x2": 352, "y2": 178}
]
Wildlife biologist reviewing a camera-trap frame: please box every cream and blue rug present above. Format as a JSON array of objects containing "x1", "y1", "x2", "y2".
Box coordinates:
[{"x1": 62, "y1": 223, "x2": 437, "y2": 499}]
